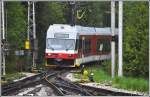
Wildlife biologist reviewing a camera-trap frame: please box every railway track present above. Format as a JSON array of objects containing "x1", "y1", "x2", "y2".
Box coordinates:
[
  {"x1": 2, "y1": 68, "x2": 146, "y2": 96},
  {"x1": 44, "y1": 72, "x2": 93, "y2": 96},
  {"x1": 1, "y1": 69, "x2": 62, "y2": 96},
  {"x1": 1, "y1": 73, "x2": 44, "y2": 96}
]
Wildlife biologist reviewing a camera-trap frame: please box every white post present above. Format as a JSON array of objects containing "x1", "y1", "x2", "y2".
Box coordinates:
[
  {"x1": 27, "y1": 1, "x2": 30, "y2": 40},
  {"x1": 118, "y1": 0, "x2": 123, "y2": 77},
  {"x1": 33, "y1": 2, "x2": 36, "y2": 39},
  {"x1": 33, "y1": 1, "x2": 36, "y2": 68},
  {"x1": 2, "y1": 0, "x2": 5, "y2": 40},
  {"x1": 2, "y1": 0, "x2": 5, "y2": 75},
  {"x1": 2, "y1": 53, "x2": 5, "y2": 75},
  {"x1": 111, "y1": 0, "x2": 115, "y2": 78}
]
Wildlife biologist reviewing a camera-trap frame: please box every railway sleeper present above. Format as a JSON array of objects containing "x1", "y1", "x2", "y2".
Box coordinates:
[{"x1": 53, "y1": 82, "x2": 93, "y2": 96}]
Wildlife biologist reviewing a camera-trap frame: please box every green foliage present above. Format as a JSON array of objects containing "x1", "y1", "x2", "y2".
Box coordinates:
[
  {"x1": 76, "y1": 2, "x2": 110, "y2": 27},
  {"x1": 85, "y1": 66, "x2": 148, "y2": 92},
  {"x1": 123, "y1": 2, "x2": 149, "y2": 78},
  {"x1": 3, "y1": 72, "x2": 26, "y2": 82},
  {"x1": 112, "y1": 77, "x2": 149, "y2": 92},
  {"x1": 5, "y1": 2, "x2": 27, "y2": 73},
  {"x1": 6, "y1": 2, "x2": 26, "y2": 49}
]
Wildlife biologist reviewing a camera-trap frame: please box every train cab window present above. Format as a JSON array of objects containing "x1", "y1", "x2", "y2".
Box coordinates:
[
  {"x1": 97, "y1": 40, "x2": 110, "y2": 52},
  {"x1": 46, "y1": 38, "x2": 75, "y2": 50}
]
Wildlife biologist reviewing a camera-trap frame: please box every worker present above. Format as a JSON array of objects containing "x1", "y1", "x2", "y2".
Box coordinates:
[
  {"x1": 81, "y1": 65, "x2": 85, "y2": 74},
  {"x1": 88, "y1": 73, "x2": 94, "y2": 82},
  {"x1": 82, "y1": 69, "x2": 88, "y2": 81}
]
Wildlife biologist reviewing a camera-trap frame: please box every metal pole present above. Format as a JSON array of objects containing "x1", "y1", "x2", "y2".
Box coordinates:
[
  {"x1": 118, "y1": 0, "x2": 123, "y2": 77},
  {"x1": 2, "y1": 0, "x2": 5, "y2": 40},
  {"x1": 0, "y1": 1, "x2": 2, "y2": 95},
  {"x1": 32, "y1": 1, "x2": 36, "y2": 68},
  {"x1": 149, "y1": 0, "x2": 150, "y2": 94},
  {"x1": 2, "y1": 0, "x2": 5, "y2": 75},
  {"x1": 111, "y1": 0, "x2": 115, "y2": 78},
  {"x1": 33, "y1": 2, "x2": 36, "y2": 39},
  {"x1": 2, "y1": 53, "x2": 5, "y2": 75},
  {"x1": 0, "y1": 1, "x2": 2, "y2": 74},
  {"x1": 27, "y1": 1, "x2": 31, "y2": 71},
  {"x1": 27, "y1": 1, "x2": 30, "y2": 40}
]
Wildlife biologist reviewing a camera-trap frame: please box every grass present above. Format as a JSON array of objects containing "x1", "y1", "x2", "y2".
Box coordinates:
[
  {"x1": 74, "y1": 65, "x2": 149, "y2": 93},
  {"x1": 2, "y1": 72, "x2": 26, "y2": 82},
  {"x1": 112, "y1": 77, "x2": 149, "y2": 92}
]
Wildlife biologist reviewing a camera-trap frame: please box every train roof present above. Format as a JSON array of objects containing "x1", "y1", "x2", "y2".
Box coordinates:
[{"x1": 48, "y1": 24, "x2": 118, "y2": 35}]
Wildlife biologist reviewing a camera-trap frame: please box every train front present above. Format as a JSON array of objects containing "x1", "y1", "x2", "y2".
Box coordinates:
[{"x1": 45, "y1": 24, "x2": 78, "y2": 67}]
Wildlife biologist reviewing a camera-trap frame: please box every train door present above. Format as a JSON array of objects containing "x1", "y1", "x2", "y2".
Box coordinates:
[{"x1": 82, "y1": 36, "x2": 85, "y2": 58}]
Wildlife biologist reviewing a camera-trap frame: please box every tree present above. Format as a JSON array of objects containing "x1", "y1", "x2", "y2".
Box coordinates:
[
  {"x1": 5, "y1": 2, "x2": 27, "y2": 73},
  {"x1": 123, "y1": 2, "x2": 149, "y2": 78},
  {"x1": 6, "y1": 2, "x2": 26, "y2": 49}
]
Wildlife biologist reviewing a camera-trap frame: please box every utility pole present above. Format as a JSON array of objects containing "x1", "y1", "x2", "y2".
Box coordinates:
[
  {"x1": 0, "y1": 1, "x2": 1, "y2": 95},
  {"x1": 0, "y1": 1, "x2": 2, "y2": 76},
  {"x1": 118, "y1": 0, "x2": 123, "y2": 77},
  {"x1": 111, "y1": 0, "x2": 115, "y2": 78},
  {"x1": 32, "y1": 1, "x2": 37, "y2": 70},
  {"x1": 1, "y1": 0, "x2": 5, "y2": 76},
  {"x1": 149, "y1": 0, "x2": 150, "y2": 94},
  {"x1": 27, "y1": 1, "x2": 30, "y2": 41},
  {"x1": 27, "y1": 1, "x2": 37, "y2": 71},
  {"x1": 69, "y1": 1, "x2": 76, "y2": 26}
]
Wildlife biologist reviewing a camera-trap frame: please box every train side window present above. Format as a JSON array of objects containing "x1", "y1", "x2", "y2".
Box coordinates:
[
  {"x1": 104, "y1": 40, "x2": 111, "y2": 52},
  {"x1": 97, "y1": 40, "x2": 110, "y2": 52},
  {"x1": 97, "y1": 40, "x2": 103, "y2": 52},
  {"x1": 84, "y1": 39, "x2": 91, "y2": 53}
]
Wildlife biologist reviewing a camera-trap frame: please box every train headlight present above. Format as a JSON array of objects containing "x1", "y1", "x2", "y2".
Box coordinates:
[
  {"x1": 48, "y1": 53, "x2": 51, "y2": 56},
  {"x1": 68, "y1": 54, "x2": 72, "y2": 57}
]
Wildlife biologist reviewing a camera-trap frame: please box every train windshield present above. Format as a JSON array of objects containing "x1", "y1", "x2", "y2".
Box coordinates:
[{"x1": 46, "y1": 38, "x2": 75, "y2": 50}]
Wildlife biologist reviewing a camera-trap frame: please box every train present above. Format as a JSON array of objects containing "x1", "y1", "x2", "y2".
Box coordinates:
[{"x1": 45, "y1": 24, "x2": 117, "y2": 67}]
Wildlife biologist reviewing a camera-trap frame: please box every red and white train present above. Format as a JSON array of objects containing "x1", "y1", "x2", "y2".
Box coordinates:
[{"x1": 45, "y1": 24, "x2": 116, "y2": 67}]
